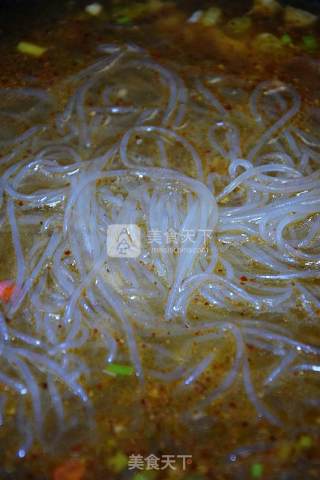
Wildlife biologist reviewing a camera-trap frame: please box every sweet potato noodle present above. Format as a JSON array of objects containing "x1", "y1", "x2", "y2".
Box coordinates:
[{"x1": 0, "y1": 43, "x2": 319, "y2": 457}]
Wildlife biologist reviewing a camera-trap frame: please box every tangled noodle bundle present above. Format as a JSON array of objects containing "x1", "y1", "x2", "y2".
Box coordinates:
[{"x1": 0, "y1": 43, "x2": 319, "y2": 455}]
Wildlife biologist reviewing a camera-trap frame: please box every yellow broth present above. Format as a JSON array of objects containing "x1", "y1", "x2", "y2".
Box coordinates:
[{"x1": 0, "y1": 1, "x2": 320, "y2": 479}]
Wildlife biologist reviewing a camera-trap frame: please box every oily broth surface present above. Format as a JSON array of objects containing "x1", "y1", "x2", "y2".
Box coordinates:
[
  {"x1": 0, "y1": 2, "x2": 320, "y2": 479},
  {"x1": 1, "y1": 81, "x2": 320, "y2": 479}
]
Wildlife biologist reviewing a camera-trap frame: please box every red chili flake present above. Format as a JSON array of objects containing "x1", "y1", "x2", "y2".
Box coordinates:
[
  {"x1": 240, "y1": 275, "x2": 248, "y2": 282},
  {"x1": 0, "y1": 281, "x2": 16, "y2": 303},
  {"x1": 71, "y1": 444, "x2": 83, "y2": 453},
  {"x1": 64, "y1": 250, "x2": 71, "y2": 256}
]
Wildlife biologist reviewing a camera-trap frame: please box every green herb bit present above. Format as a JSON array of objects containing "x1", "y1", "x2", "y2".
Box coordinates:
[
  {"x1": 303, "y1": 35, "x2": 318, "y2": 51},
  {"x1": 103, "y1": 363, "x2": 134, "y2": 376},
  {"x1": 251, "y1": 462, "x2": 263, "y2": 478},
  {"x1": 201, "y1": 7, "x2": 222, "y2": 27},
  {"x1": 133, "y1": 472, "x2": 157, "y2": 480},
  {"x1": 17, "y1": 41, "x2": 47, "y2": 57},
  {"x1": 116, "y1": 16, "x2": 131, "y2": 25},
  {"x1": 299, "y1": 435, "x2": 312, "y2": 448},
  {"x1": 132, "y1": 470, "x2": 156, "y2": 480},
  {"x1": 108, "y1": 452, "x2": 128, "y2": 472},
  {"x1": 281, "y1": 33, "x2": 292, "y2": 45}
]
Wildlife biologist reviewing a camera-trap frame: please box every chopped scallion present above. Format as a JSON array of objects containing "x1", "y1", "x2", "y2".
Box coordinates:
[
  {"x1": 299, "y1": 435, "x2": 312, "y2": 448},
  {"x1": 251, "y1": 462, "x2": 263, "y2": 478},
  {"x1": 17, "y1": 41, "x2": 47, "y2": 57},
  {"x1": 116, "y1": 16, "x2": 131, "y2": 25},
  {"x1": 108, "y1": 452, "x2": 128, "y2": 472},
  {"x1": 303, "y1": 35, "x2": 318, "y2": 51},
  {"x1": 104, "y1": 363, "x2": 134, "y2": 376},
  {"x1": 281, "y1": 33, "x2": 292, "y2": 45}
]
